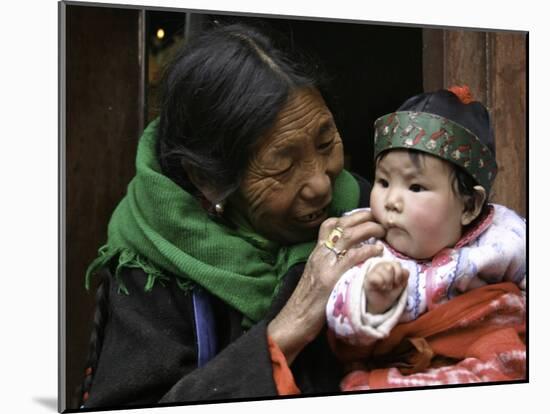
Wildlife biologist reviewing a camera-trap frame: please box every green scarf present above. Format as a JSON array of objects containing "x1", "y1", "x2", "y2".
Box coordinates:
[{"x1": 85, "y1": 119, "x2": 360, "y2": 326}]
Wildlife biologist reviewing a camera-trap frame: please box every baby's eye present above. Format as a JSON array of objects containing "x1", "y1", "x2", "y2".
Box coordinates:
[
  {"x1": 377, "y1": 178, "x2": 389, "y2": 188},
  {"x1": 409, "y1": 184, "x2": 425, "y2": 192}
]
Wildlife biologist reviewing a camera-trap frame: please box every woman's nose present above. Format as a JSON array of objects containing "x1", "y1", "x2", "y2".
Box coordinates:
[{"x1": 300, "y1": 168, "x2": 332, "y2": 203}]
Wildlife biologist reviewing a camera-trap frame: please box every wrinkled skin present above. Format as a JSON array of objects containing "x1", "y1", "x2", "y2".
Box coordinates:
[
  {"x1": 227, "y1": 87, "x2": 385, "y2": 363},
  {"x1": 268, "y1": 211, "x2": 385, "y2": 363},
  {"x1": 230, "y1": 87, "x2": 344, "y2": 244}
]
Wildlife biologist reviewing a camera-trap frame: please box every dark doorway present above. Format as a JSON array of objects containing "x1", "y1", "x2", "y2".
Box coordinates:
[{"x1": 147, "y1": 12, "x2": 424, "y2": 182}]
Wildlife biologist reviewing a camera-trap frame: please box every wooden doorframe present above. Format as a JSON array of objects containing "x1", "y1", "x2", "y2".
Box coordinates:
[
  {"x1": 61, "y1": 3, "x2": 147, "y2": 409},
  {"x1": 423, "y1": 29, "x2": 527, "y2": 217}
]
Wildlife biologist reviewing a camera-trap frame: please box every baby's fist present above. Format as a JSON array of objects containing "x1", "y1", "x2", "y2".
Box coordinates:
[{"x1": 363, "y1": 261, "x2": 409, "y2": 314}]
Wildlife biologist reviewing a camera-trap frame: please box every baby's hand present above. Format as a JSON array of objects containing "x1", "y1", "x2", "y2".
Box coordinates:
[{"x1": 363, "y1": 261, "x2": 409, "y2": 314}]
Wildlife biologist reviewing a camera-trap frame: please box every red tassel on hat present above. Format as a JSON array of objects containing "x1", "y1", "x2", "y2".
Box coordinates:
[{"x1": 447, "y1": 85, "x2": 474, "y2": 104}]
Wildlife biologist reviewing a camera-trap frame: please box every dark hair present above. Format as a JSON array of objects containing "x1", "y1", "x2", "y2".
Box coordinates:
[
  {"x1": 383, "y1": 87, "x2": 496, "y2": 216},
  {"x1": 376, "y1": 150, "x2": 482, "y2": 214},
  {"x1": 75, "y1": 271, "x2": 110, "y2": 407},
  {"x1": 157, "y1": 23, "x2": 320, "y2": 201}
]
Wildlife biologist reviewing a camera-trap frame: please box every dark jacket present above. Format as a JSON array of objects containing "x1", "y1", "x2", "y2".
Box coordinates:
[{"x1": 82, "y1": 176, "x2": 371, "y2": 410}]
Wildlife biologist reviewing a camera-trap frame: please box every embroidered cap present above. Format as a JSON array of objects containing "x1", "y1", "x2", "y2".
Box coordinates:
[{"x1": 373, "y1": 87, "x2": 498, "y2": 194}]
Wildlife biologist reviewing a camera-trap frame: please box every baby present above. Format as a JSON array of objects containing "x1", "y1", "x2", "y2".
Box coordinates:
[{"x1": 326, "y1": 86, "x2": 526, "y2": 346}]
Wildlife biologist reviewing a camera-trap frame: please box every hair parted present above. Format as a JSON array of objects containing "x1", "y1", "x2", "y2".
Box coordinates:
[{"x1": 157, "y1": 23, "x2": 321, "y2": 202}]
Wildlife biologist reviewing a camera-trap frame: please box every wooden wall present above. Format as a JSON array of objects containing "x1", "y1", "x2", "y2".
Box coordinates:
[
  {"x1": 423, "y1": 29, "x2": 527, "y2": 217},
  {"x1": 63, "y1": 4, "x2": 145, "y2": 409}
]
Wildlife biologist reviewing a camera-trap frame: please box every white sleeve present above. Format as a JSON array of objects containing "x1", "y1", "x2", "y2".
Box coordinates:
[
  {"x1": 451, "y1": 204, "x2": 526, "y2": 295},
  {"x1": 326, "y1": 257, "x2": 408, "y2": 346}
]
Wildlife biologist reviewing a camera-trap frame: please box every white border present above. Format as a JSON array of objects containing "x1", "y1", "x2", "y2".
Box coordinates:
[{"x1": 2, "y1": 0, "x2": 545, "y2": 413}]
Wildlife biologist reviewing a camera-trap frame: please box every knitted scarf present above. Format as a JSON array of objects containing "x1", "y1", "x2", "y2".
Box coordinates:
[{"x1": 85, "y1": 119, "x2": 360, "y2": 326}]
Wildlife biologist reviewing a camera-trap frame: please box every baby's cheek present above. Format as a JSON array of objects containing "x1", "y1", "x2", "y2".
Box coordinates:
[
  {"x1": 407, "y1": 204, "x2": 431, "y2": 223},
  {"x1": 407, "y1": 203, "x2": 451, "y2": 246},
  {"x1": 369, "y1": 191, "x2": 384, "y2": 223},
  {"x1": 406, "y1": 204, "x2": 440, "y2": 234}
]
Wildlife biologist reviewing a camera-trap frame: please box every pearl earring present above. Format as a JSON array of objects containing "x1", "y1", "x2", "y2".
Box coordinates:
[{"x1": 214, "y1": 202, "x2": 225, "y2": 215}]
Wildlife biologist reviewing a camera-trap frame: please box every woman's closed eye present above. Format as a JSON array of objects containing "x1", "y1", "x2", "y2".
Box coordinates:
[
  {"x1": 274, "y1": 162, "x2": 293, "y2": 177},
  {"x1": 317, "y1": 122, "x2": 337, "y2": 152},
  {"x1": 317, "y1": 138, "x2": 334, "y2": 152}
]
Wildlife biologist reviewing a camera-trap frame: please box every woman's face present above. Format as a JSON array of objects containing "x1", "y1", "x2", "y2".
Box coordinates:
[{"x1": 231, "y1": 88, "x2": 344, "y2": 244}]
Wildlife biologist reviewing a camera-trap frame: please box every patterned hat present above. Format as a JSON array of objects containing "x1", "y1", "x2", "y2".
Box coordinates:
[{"x1": 373, "y1": 86, "x2": 498, "y2": 194}]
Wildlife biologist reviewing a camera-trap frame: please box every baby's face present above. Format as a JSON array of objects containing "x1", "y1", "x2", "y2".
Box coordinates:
[{"x1": 370, "y1": 150, "x2": 465, "y2": 260}]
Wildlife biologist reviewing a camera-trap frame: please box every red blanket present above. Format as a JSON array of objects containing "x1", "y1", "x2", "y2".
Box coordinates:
[{"x1": 329, "y1": 283, "x2": 526, "y2": 390}]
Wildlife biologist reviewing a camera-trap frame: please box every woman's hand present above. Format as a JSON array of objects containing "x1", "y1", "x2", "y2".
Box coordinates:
[{"x1": 267, "y1": 209, "x2": 385, "y2": 364}]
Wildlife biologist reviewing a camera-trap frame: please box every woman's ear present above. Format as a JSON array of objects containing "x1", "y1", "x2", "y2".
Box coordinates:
[
  {"x1": 183, "y1": 163, "x2": 224, "y2": 204},
  {"x1": 461, "y1": 185, "x2": 487, "y2": 226}
]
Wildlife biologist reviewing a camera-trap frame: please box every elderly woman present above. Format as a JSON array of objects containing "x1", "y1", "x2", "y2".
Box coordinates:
[{"x1": 79, "y1": 23, "x2": 383, "y2": 408}]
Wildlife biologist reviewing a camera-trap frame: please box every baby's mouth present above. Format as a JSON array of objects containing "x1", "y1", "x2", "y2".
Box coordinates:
[{"x1": 384, "y1": 219, "x2": 403, "y2": 232}]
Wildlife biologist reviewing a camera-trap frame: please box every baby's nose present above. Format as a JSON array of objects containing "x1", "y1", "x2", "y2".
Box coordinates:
[{"x1": 385, "y1": 191, "x2": 403, "y2": 212}]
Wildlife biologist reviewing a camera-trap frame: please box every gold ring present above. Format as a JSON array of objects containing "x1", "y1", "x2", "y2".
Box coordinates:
[
  {"x1": 337, "y1": 249, "x2": 347, "y2": 261},
  {"x1": 323, "y1": 243, "x2": 347, "y2": 260},
  {"x1": 323, "y1": 240, "x2": 335, "y2": 251},
  {"x1": 325, "y1": 226, "x2": 344, "y2": 249}
]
